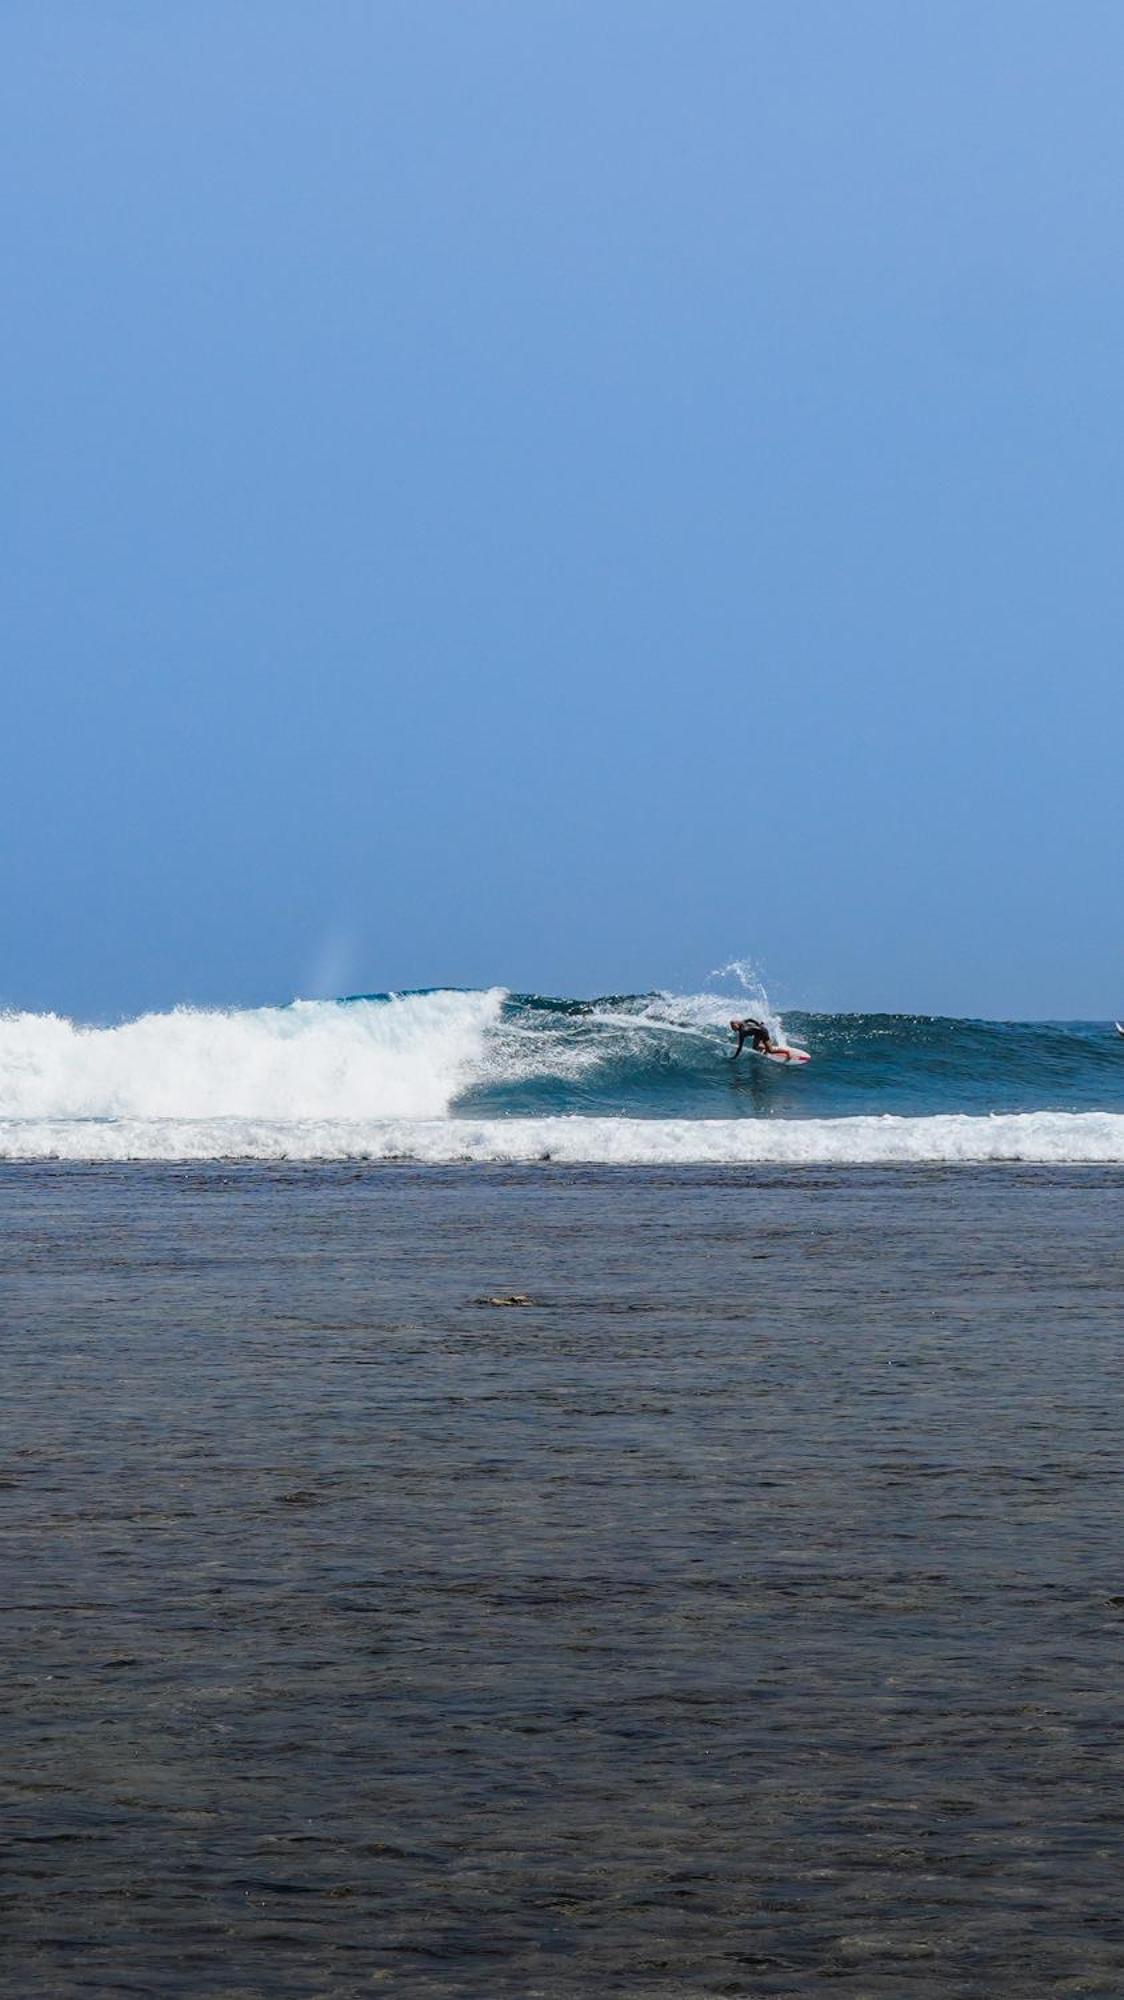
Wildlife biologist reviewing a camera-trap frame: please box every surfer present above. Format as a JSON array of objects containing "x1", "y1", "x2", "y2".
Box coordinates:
[{"x1": 730, "y1": 1017, "x2": 783, "y2": 1059}]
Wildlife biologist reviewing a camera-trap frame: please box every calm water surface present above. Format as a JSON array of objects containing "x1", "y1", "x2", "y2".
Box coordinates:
[{"x1": 2, "y1": 1164, "x2": 1122, "y2": 1997}]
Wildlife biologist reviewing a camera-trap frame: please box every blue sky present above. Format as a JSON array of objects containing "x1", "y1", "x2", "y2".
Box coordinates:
[{"x1": 3, "y1": 1, "x2": 1121, "y2": 1018}]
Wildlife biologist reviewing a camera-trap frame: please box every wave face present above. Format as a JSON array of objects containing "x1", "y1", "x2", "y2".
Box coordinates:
[{"x1": 2, "y1": 988, "x2": 1123, "y2": 1163}]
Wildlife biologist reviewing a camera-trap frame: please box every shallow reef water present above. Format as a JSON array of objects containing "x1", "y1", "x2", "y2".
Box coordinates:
[{"x1": 2, "y1": 1162, "x2": 1123, "y2": 1996}]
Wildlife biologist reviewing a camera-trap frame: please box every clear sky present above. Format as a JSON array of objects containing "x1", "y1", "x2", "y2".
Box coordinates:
[{"x1": 3, "y1": 1, "x2": 1122, "y2": 1019}]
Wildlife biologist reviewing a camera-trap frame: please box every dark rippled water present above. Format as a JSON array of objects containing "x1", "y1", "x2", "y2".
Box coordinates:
[{"x1": 3, "y1": 1164, "x2": 1123, "y2": 1997}]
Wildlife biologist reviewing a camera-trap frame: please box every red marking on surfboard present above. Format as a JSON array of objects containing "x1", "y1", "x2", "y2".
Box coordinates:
[{"x1": 758, "y1": 1046, "x2": 811, "y2": 1066}]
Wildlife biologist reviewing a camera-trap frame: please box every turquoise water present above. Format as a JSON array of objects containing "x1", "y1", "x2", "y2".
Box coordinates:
[{"x1": 461, "y1": 996, "x2": 1124, "y2": 1120}]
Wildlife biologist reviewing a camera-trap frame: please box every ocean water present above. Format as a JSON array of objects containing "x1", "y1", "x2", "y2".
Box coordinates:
[
  {"x1": 1, "y1": 985, "x2": 1123, "y2": 1163},
  {"x1": 4, "y1": 1161, "x2": 1123, "y2": 1997},
  {"x1": 6, "y1": 987, "x2": 1123, "y2": 1991}
]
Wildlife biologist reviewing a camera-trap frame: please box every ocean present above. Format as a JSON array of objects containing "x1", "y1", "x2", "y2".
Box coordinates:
[
  {"x1": 3, "y1": 988, "x2": 1123, "y2": 1994},
  {"x1": 2, "y1": 983, "x2": 1123, "y2": 1162}
]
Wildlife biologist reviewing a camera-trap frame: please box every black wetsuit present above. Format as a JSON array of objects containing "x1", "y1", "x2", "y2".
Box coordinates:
[{"x1": 731, "y1": 1018, "x2": 772, "y2": 1058}]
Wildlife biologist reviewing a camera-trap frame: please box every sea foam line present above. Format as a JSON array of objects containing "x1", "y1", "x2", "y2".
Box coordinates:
[{"x1": 1, "y1": 1112, "x2": 1122, "y2": 1164}]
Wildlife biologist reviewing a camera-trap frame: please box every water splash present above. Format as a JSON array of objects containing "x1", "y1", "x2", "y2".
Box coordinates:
[{"x1": 706, "y1": 958, "x2": 784, "y2": 1036}]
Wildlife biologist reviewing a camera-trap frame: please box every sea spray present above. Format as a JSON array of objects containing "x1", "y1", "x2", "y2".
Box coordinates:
[{"x1": 707, "y1": 957, "x2": 784, "y2": 1039}]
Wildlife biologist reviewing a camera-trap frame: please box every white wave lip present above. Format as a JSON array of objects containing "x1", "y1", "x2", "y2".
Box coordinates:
[
  {"x1": 0, "y1": 990, "x2": 505, "y2": 1123},
  {"x1": 1, "y1": 1112, "x2": 1122, "y2": 1165}
]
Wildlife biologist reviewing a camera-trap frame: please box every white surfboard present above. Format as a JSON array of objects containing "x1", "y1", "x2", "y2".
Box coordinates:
[{"x1": 756, "y1": 1045, "x2": 811, "y2": 1066}]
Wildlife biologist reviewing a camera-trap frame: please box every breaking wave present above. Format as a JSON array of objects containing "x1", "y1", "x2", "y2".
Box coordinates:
[
  {"x1": 0, "y1": 989, "x2": 504, "y2": 1123},
  {"x1": 1, "y1": 985, "x2": 1122, "y2": 1163},
  {"x1": 3, "y1": 1111, "x2": 1123, "y2": 1165}
]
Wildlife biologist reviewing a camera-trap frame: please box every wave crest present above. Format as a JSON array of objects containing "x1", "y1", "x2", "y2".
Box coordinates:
[{"x1": 0, "y1": 990, "x2": 505, "y2": 1122}]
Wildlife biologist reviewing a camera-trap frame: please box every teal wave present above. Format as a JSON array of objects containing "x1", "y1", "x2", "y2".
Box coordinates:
[{"x1": 449, "y1": 995, "x2": 1124, "y2": 1120}]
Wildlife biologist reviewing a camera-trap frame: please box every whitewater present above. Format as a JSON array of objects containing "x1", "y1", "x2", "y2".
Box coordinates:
[{"x1": 2, "y1": 986, "x2": 1123, "y2": 1164}]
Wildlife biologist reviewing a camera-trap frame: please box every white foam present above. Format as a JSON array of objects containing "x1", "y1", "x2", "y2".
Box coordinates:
[
  {"x1": 1, "y1": 1111, "x2": 1121, "y2": 1164},
  {"x1": 0, "y1": 991, "x2": 504, "y2": 1124}
]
